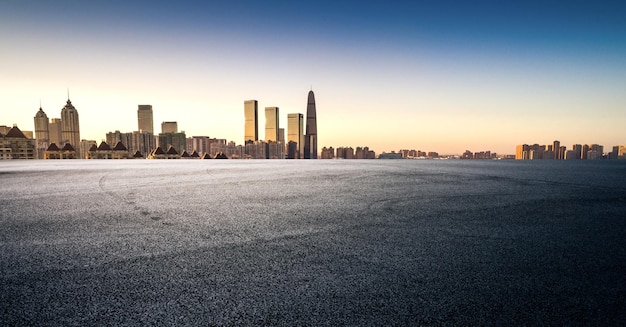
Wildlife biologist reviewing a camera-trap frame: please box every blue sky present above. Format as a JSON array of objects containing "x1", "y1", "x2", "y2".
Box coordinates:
[{"x1": 1, "y1": 1, "x2": 625, "y2": 154}]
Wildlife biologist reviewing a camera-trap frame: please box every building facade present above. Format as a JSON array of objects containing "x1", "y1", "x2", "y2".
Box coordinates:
[
  {"x1": 0, "y1": 125, "x2": 36, "y2": 159},
  {"x1": 48, "y1": 118, "x2": 62, "y2": 146},
  {"x1": 137, "y1": 105, "x2": 154, "y2": 133},
  {"x1": 161, "y1": 121, "x2": 178, "y2": 134},
  {"x1": 287, "y1": 113, "x2": 303, "y2": 159},
  {"x1": 244, "y1": 100, "x2": 258, "y2": 143},
  {"x1": 304, "y1": 90, "x2": 317, "y2": 159},
  {"x1": 265, "y1": 107, "x2": 279, "y2": 142},
  {"x1": 60, "y1": 98, "x2": 80, "y2": 153},
  {"x1": 34, "y1": 107, "x2": 50, "y2": 159}
]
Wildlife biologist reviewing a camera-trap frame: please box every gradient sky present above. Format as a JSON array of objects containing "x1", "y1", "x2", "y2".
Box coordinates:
[{"x1": 1, "y1": 0, "x2": 625, "y2": 154}]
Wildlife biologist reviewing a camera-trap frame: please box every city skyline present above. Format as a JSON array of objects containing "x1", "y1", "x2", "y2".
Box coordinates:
[{"x1": 1, "y1": 1, "x2": 625, "y2": 154}]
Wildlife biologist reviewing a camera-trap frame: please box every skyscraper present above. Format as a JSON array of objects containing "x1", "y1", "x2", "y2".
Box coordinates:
[
  {"x1": 244, "y1": 100, "x2": 258, "y2": 143},
  {"x1": 265, "y1": 107, "x2": 279, "y2": 142},
  {"x1": 137, "y1": 105, "x2": 154, "y2": 133},
  {"x1": 287, "y1": 113, "x2": 303, "y2": 159},
  {"x1": 48, "y1": 118, "x2": 62, "y2": 146},
  {"x1": 161, "y1": 121, "x2": 178, "y2": 134},
  {"x1": 304, "y1": 90, "x2": 317, "y2": 159},
  {"x1": 34, "y1": 106, "x2": 49, "y2": 159},
  {"x1": 61, "y1": 96, "x2": 80, "y2": 151}
]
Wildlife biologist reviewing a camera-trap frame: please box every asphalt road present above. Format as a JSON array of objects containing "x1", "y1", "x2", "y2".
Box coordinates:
[{"x1": 1, "y1": 160, "x2": 625, "y2": 325}]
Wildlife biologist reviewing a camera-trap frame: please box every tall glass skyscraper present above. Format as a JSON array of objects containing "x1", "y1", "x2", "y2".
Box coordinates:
[
  {"x1": 265, "y1": 107, "x2": 279, "y2": 142},
  {"x1": 287, "y1": 113, "x2": 304, "y2": 159},
  {"x1": 244, "y1": 100, "x2": 258, "y2": 143},
  {"x1": 137, "y1": 105, "x2": 154, "y2": 133},
  {"x1": 304, "y1": 90, "x2": 317, "y2": 159}
]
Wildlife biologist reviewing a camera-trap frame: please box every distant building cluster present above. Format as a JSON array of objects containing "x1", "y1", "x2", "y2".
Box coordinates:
[
  {"x1": 33, "y1": 96, "x2": 82, "y2": 158},
  {"x1": 1, "y1": 90, "x2": 322, "y2": 160},
  {"x1": 2, "y1": 91, "x2": 625, "y2": 161},
  {"x1": 516, "y1": 141, "x2": 626, "y2": 160},
  {"x1": 320, "y1": 146, "x2": 376, "y2": 159},
  {"x1": 379, "y1": 149, "x2": 441, "y2": 159}
]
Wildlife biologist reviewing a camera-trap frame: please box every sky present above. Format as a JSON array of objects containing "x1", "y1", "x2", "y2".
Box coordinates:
[{"x1": 1, "y1": 0, "x2": 625, "y2": 154}]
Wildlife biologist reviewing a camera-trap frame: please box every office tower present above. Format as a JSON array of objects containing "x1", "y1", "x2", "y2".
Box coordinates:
[
  {"x1": 244, "y1": 100, "x2": 258, "y2": 143},
  {"x1": 287, "y1": 113, "x2": 304, "y2": 159},
  {"x1": 553, "y1": 140, "x2": 560, "y2": 160},
  {"x1": 34, "y1": 106, "x2": 50, "y2": 159},
  {"x1": 572, "y1": 144, "x2": 582, "y2": 160},
  {"x1": 161, "y1": 121, "x2": 178, "y2": 134},
  {"x1": 48, "y1": 118, "x2": 62, "y2": 145},
  {"x1": 265, "y1": 107, "x2": 279, "y2": 142},
  {"x1": 61, "y1": 96, "x2": 80, "y2": 151},
  {"x1": 304, "y1": 90, "x2": 317, "y2": 159},
  {"x1": 158, "y1": 131, "x2": 186, "y2": 153},
  {"x1": 137, "y1": 105, "x2": 154, "y2": 133}
]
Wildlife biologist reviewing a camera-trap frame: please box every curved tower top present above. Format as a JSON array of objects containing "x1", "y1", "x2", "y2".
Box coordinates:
[
  {"x1": 34, "y1": 107, "x2": 48, "y2": 119},
  {"x1": 304, "y1": 90, "x2": 318, "y2": 159}
]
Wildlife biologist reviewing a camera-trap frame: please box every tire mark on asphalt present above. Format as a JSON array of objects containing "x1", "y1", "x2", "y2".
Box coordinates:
[{"x1": 98, "y1": 174, "x2": 164, "y2": 223}]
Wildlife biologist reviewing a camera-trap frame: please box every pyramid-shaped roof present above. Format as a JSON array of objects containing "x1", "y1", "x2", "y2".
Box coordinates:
[
  {"x1": 6, "y1": 126, "x2": 27, "y2": 138},
  {"x1": 180, "y1": 150, "x2": 190, "y2": 157},
  {"x1": 88, "y1": 144, "x2": 98, "y2": 152},
  {"x1": 113, "y1": 142, "x2": 127, "y2": 151},
  {"x1": 62, "y1": 143, "x2": 75, "y2": 151},
  {"x1": 46, "y1": 143, "x2": 61, "y2": 151},
  {"x1": 190, "y1": 150, "x2": 200, "y2": 158},
  {"x1": 166, "y1": 146, "x2": 178, "y2": 155},
  {"x1": 97, "y1": 141, "x2": 112, "y2": 151},
  {"x1": 133, "y1": 150, "x2": 143, "y2": 158},
  {"x1": 215, "y1": 152, "x2": 228, "y2": 159},
  {"x1": 201, "y1": 152, "x2": 212, "y2": 159},
  {"x1": 153, "y1": 147, "x2": 166, "y2": 155}
]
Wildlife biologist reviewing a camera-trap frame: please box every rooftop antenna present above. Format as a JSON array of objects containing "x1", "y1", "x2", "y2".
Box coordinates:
[{"x1": 67, "y1": 88, "x2": 70, "y2": 100}]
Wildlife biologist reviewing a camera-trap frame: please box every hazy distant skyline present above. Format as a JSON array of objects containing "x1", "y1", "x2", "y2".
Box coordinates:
[{"x1": 2, "y1": 1, "x2": 625, "y2": 154}]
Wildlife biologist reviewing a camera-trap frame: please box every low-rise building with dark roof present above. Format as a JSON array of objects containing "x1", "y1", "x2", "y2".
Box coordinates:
[
  {"x1": 147, "y1": 146, "x2": 178, "y2": 159},
  {"x1": 0, "y1": 125, "x2": 36, "y2": 159},
  {"x1": 44, "y1": 142, "x2": 76, "y2": 159},
  {"x1": 86, "y1": 141, "x2": 130, "y2": 159}
]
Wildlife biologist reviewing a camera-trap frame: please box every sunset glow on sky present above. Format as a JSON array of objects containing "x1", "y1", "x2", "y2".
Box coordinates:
[{"x1": 1, "y1": 1, "x2": 625, "y2": 154}]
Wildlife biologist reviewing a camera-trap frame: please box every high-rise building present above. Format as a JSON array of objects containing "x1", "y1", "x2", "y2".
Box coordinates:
[
  {"x1": 138, "y1": 105, "x2": 154, "y2": 133},
  {"x1": 553, "y1": 140, "x2": 561, "y2": 160},
  {"x1": 34, "y1": 106, "x2": 50, "y2": 159},
  {"x1": 48, "y1": 118, "x2": 62, "y2": 146},
  {"x1": 161, "y1": 121, "x2": 178, "y2": 134},
  {"x1": 265, "y1": 107, "x2": 279, "y2": 142},
  {"x1": 60, "y1": 96, "x2": 80, "y2": 152},
  {"x1": 158, "y1": 131, "x2": 186, "y2": 153},
  {"x1": 572, "y1": 144, "x2": 582, "y2": 160},
  {"x1": 244, "y1": 100, "x2": 258, "y2": 143},
  {"x1": 287, "y1": 113, "x2": 303, "y2": 159},
  {"x1": 304, "y1": 90, "x2": 317, "y2": 159}
]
